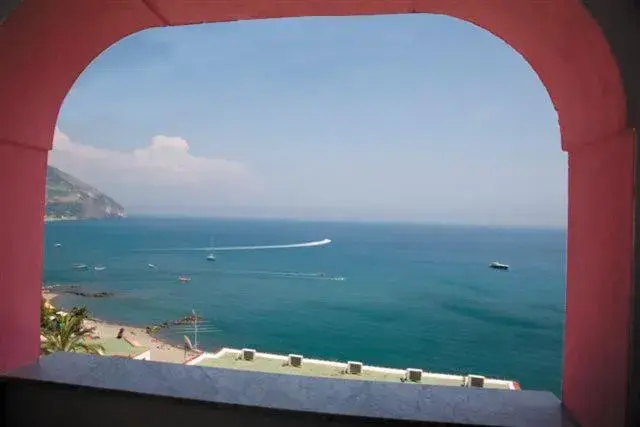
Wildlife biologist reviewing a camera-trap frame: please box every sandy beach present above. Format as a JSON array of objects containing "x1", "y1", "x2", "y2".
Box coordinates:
[{"x1": 43, "y1": 291, "x2": 200, "y2": 364}]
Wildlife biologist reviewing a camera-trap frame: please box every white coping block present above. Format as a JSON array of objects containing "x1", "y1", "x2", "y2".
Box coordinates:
[
  {"x1": 364, "y1": 365, "x2": 405, "y2": 375},
  {"x1": 303, "y1": 357, "x2": 348, "y2": 368},
  {"x1": 256, "y1": 351, "x2": 288, "y2": 361},
  {"x1": 134, "y1": 350, "x2": 151, "y2": 361},
  {"x1": 422, "y1": 371, "x2": 464, "y2": 380}
]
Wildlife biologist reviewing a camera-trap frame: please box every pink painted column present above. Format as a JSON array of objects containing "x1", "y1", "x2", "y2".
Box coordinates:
[
  {"x1": 563, "y1": 128, "x2": 636, "y2": 427},
  {"x1": 0, "y1": 139, "x2": 48, "y2": 372},
  {"x1": 0, "y1": 0, "x2": 164, "y2": 373}
]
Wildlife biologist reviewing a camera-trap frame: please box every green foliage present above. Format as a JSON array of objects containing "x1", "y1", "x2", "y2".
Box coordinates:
[
  {"x1": 40, "y1": 298, "x2": 57, "y2": 334},
  {"x1": 40, "y1": 305, "x2": 104, "y2": 356},
  {"x1": 69, "y1": 306, "x2": 90, "y2": 320},
  {"x1": 45, "y1": 202, "x2": 83, "y2": 217}
]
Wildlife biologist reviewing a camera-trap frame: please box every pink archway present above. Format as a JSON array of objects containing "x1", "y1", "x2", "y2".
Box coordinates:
[{"x1": 0, "y1": 2, "x2": 633, "y2": 427}]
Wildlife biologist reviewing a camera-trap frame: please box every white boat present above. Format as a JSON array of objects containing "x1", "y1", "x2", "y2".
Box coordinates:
[
  {"x1": 489, "y1": 261, "x2": 509, "y2": 270},
  {"x1": 72, "y1": 263, "x2": 88, "y2": 270},
  {"x1": 94, "y1": 266, "x2": 106, "y2": 271},
  {"x1": 206, "y1": 237, "x2": 216, "y2": 261},
  {"x1": 148, "y1": 263, "x2": 157, "y2": 269},
  {"x1": 54, "y1": 243, "x2": 62, "y2": 248}
]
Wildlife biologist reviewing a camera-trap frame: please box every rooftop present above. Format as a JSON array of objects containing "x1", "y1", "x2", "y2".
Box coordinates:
[
  {"x1": 92, "y1": 337, "x2": 148, "y2": 359},
  {"x1": 189, "y1": 348, "x2": 517, "y2": 390}
]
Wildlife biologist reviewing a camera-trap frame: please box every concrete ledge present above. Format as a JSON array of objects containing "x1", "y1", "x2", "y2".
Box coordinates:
[{"x1": 1, "y1": 353, "x2": 577, "y2": 427}]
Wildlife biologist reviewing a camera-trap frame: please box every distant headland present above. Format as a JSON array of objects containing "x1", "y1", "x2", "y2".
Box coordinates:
[{"x1": 45, "y1": 166, "x2": 126, "y2": 221}]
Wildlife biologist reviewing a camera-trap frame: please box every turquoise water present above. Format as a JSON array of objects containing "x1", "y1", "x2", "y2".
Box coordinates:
[{"x1": 43, "y1": 218, "x2": 566, "y2": 394}]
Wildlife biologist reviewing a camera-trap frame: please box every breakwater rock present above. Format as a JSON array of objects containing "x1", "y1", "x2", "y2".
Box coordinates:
[
  {"x1": 43, "y1": 284, "x2": 115, "y2": 298},
  {"x1": 145, "y1": 313, "x2": 205, "y2": 335}
]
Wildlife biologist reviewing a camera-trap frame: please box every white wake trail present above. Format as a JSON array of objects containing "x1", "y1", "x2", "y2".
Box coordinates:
[
  {"x1": 148, "y1": 238, "x2": 332, "y2": 252},
  {"x1": 214, "y1": 238, "x2": 331, "y2": 251}
]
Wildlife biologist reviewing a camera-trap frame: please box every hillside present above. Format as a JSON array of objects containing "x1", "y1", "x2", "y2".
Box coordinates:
[{"x1": 45, "y1": 166, "x2": 126, "y2": 220}]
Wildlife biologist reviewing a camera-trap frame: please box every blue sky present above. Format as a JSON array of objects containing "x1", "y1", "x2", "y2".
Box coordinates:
[{"x1": 52, "y1": 14, "x2": 565, "y2": 227}]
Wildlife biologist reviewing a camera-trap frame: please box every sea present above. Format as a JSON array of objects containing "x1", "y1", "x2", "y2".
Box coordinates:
[{"x1": 43, "y1": 218, "x2": 566, "y2": 395}]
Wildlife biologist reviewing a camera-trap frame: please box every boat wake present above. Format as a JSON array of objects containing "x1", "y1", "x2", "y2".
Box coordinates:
[
  {"x1": 147, "y1": 238, "x2": 332, "y2": 252},
  {"x1": 215, "y1": 238, "x2": 331, "y2": 251},
  {"x1": 222, "y1": 269, "x2": 345, "y2": 281}
]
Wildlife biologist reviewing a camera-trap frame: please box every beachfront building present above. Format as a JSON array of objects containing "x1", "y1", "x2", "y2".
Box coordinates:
[
  {"x1": 1, "y1": 2, "x2": 640, "y2": 427},
  {"x1": 187, "y1": 348, "x2": 520, "y2": 390}
]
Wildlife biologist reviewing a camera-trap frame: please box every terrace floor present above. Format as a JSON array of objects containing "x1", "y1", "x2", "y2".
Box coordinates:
[
  {"x1": 93, "y1": 338, "x2": 148, "y2": 358},
  {"x1": 194, "y1": 351, "x2": 512, "y2": 389}
]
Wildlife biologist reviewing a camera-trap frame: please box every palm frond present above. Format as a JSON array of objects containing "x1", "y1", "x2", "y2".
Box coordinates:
[
  {"x1": 40, "y1": 309, "x2": 102, "y2": 355},
  {"x1": 74, "y1": 342, "x2": 105, "y2": 355}
]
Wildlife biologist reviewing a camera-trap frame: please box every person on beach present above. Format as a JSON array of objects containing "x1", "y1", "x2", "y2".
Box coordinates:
[{"x1": 117, "y1": 327, "x2": 125, "y2": 339}]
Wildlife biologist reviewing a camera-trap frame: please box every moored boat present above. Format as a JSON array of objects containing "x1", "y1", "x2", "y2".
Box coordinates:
[{"x1": 489, "y1": 261, "x2": 509, "y2": 270}]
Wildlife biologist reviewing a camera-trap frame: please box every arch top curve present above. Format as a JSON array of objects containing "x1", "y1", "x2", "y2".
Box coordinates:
[{"x1": 0, "y1": 0, "x2": 626, "y2": 153}]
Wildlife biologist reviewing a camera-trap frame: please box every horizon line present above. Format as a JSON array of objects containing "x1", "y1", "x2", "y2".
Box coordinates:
[{"x1": 115, "y1": 213, "x2": 567, "y2": 231}]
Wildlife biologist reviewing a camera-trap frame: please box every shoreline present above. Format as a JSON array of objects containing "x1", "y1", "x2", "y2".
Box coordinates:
[
  {"x1": 41, "y1": 292, "x2": 522, "y2": 390},
  {"x1": 43, "y1": 290, "x2": 200, "y2": 363}
]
